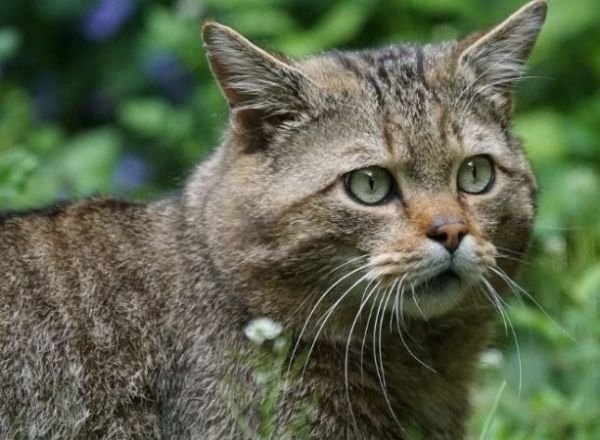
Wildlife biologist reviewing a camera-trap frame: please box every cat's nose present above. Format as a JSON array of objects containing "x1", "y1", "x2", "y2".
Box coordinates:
[{"x1": 426, "y1": 216, "x2": 468, "y2": 254}]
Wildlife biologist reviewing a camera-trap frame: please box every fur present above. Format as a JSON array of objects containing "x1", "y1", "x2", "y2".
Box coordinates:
[{"x1": 0, "y1": 1, "x2": 547, "y2": 438}]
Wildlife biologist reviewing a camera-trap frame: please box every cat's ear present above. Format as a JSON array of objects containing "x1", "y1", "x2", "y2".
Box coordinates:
[
  {"x1": 456, "y1": 0, "x2": 547, "y2": 101},
  {"x1": 202, "y1": 22, "x2": 314, "y2": 140}
]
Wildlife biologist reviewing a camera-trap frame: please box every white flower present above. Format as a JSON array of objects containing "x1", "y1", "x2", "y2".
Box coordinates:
[
  {"x1": 243, "y1": 317, "x2": 283, "y2": 345},
  {"x1": 480, "y1": 349, "x2": 504, "y2": 369}
]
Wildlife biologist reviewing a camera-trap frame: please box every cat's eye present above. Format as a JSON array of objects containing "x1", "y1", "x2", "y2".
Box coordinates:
[
  {"x1": 345, "y1": 167, "x2": 393, "y2": 205},
  {"x1": 457, "y1": 155, "x2": 495, "y2": 194}
]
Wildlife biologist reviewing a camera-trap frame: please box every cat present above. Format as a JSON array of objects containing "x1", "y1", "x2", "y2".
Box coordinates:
[{"x1": 0, "y1": 1, "x2": 547, "y2": 438}]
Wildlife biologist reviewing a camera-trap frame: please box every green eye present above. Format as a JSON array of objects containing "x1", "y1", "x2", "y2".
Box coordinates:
[
  {"x1": 457, "y1": 155, "x2": 495, "y2": 194},
  {"x1": 345, "y1": 167, "x2": 393, "y2": 205}
]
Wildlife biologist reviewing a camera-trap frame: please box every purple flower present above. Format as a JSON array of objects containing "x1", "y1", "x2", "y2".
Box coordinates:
[
  {"x1": 143, "y1": 53, "x2": 194, "y2": 103},
  {"x1": 81, "y1": 0, "x2": 136, "y2": 41},
  {"x1": 113, "y1": 154, "x2": 151, "y2": 192}
]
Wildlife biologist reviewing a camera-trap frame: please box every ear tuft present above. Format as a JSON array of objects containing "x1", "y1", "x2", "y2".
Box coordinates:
[{"x1": 457, "y1": 0, "x2": 547, "y2": 94}]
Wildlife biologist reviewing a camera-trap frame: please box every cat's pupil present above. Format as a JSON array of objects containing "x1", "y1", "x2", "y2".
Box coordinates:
[
  {"x1": 368, "y1": 175, "x2": 375, "y2": 191},
  {"x1": 471, "y1": 163, "x2": 478, "y2": 181}
]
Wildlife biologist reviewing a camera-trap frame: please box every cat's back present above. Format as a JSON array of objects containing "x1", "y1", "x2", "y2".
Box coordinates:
[
  {"x1": 0, "y1": 198, "x2": 164, "y2": 309},
  {"x1": 0, "y1": 198, "x2": 176, "y2": 439}
]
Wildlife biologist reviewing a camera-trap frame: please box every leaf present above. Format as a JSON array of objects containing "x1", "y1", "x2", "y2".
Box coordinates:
[
  {"x1": 574, "y1": 264, "x2": 600, "y2": 304},
  {"x1": 278, "y1": 1, "x2": 372, "y2": 55},
  {"x1": 119, "y1": 99, "x2": 172, "y2": 137},
  {"x1": 513, "y1": 110, "x2": 566, "y2": 165},
  {"x1": 61, "y1": 128, "x2": 121, "y2": 195},
  {"x1": 0, "y1": 28, "x2": 20, "y2": 62}
]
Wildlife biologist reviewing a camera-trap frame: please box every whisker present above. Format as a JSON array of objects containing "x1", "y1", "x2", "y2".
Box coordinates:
[
  {"x1": 301, "y1": 268, "x2": 372, "y2": 376},
  {"x1": 489, "y1": 266, "x2": 576, "y2": 342},
  {"x1": 494, "y1": 246, "x2": 527, "y2": 257},
  {"x1": 372, "y1": 286, "x2": 389, "y2": 391},
  {"x1": 392, "y1": 275, "x2": 406, "y2": 333},
  {"x1": 287, "y1": 262, "x2": 371, "y2": 382},
  {"x1": 533, "y1": 224, "x2": 582, "y2": 232},
  {"x1": 344, "y1": 277, "x2": 379, "y2": 434},
  {"x1": 287, "y1": 286, "x2": 321, "y2": 321},
  {"x1": 399, "y1": 284, "x2": 426, "y2": 348},
  {"x1": 480, "y1": 276, "x2": 523, "y2": 397},
  {"x1": 378, "y1": 286, "x2": 396, "y2": 391},
  {"x1": 410, "y1": 282, "x2": 426, "y2": 321},
  {"x1": 478, "y1": 278, "x2": 509, "y2": 335},
  {"x1": 395, "y1": 278, "x2": 436, "y2": 372},
  {"x1": 494, "y1": 252, "x2": 530, "y2": 266},
  {"x1": 325, "y1": 254, "x2": 370, "y2": 276},
  {"x1": 372, "y1": 285, "x2": 404, "y2": 431},
  {"x1": 388, "y1": 277, "x2": 401, "y2": 332},
  {"x1": 361, "y1": 286, "x2": 383, "y2": 381}
]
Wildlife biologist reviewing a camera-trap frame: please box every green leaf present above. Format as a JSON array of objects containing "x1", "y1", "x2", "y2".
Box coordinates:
[
  {"x1": 513, "y1": 110, "x2": 566, "y2": 164},
  {"x1": 0, "y1": 148, "x2": 38, "y2": 205},
  {"x1": 61, "y1": 128, "x2": 121, "y2": 195},
  {"x1": 0, "y1": 28, "x2": 20, "y2": 62},
  {"x1": 118, "y1": 98, "x2": 194, "y2": 143},
  {"x1": 574, "y1": 264, "x2": 600, "y2": 304},
  {"x1": 119, "y1": 99, "x2": 172, "y2": 138}
]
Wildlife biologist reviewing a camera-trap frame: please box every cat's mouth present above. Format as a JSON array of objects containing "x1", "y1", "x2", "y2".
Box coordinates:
[
  {"x1": 365, "y1": 249, "x2": 484, "y2": 317},
  {"x1": 413, "y1": 269, "x2": 462, "y2": 294},
  {"x1": 389, "y1": 269, "x2": 468, "y2": 318}
]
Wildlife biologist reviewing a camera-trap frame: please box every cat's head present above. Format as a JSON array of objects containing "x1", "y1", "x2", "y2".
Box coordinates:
[{"x1": 190, "y1": 1, "x2": 546, "y2": 324}]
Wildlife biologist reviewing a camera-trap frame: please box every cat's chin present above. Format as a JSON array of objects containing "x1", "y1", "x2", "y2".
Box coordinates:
[{"x1": 392, "y1": 270, "x2": 469, "y2": 319}]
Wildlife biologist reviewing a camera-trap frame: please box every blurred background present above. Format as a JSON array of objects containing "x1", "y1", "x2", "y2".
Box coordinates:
[{"x1": 0, "y1": 0, "x2": 598, "y2": 437}]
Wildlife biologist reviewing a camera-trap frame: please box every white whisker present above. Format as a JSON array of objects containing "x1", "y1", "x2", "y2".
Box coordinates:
[
  {"x1": 494, "y1": 252, "x2": 530, "y2": 266},
  {"x1": 489, "y1": 266, "x2": 575, "y2": 342},
  {"x1": 372, "y1": 285, "x2": 404, "y2": 431},
  {"x1": 392, "y1": 275, "x2": 406, "y2": 333},
  {"x1": 378, "y1": 286, "x2": 395, "y2": 391},
  {"x1": 344, "y1": 277, "x2": 379, "y2": 434},
  {"x1": 480, "y1": 276, "x2": 523, "y2": 397},
  {"x1": 410, "y1": 282, "x2": 426, "y2": 321},
  {"x1": 325, "y1": 254, "x2": 370, "y2": 276},
  {"x1": 388, "y1": 277, "x2": 401, "y2": 332},
  {"x1": 478, "y1": 279, "x2": 508, "y2": 335},
  {"x1": 395, "y1": 278, "x2": 436, "y2": 372},
  {"x1": 286, "y1": 262, "x2": 370, "y2": 384},
  {"x1": 361, "y1": 287, "x2": 383, "y2": 380},
  {"x1": 372, "y1": 286, "x2": 388, "y2": 390},
  {"x1": 301, "y1": 270, "x2": 372, "y2": 375}
]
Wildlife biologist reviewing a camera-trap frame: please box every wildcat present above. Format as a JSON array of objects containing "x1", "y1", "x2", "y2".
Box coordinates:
[{"x1": 0, "y1": 1, "x2": 546, "y2": 438}]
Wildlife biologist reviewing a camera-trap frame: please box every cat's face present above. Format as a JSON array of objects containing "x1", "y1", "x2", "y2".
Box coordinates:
[{"x1": 195, "y1": 1, "x2": 545, "y2": 323}]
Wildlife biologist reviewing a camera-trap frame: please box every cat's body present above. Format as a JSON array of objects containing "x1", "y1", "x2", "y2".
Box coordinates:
[
  {"x1": 0, "y1": 2, "x2": 547, "y2": 439},
  {"x1": 0, "y1": 193, "x2": 490, "y2": 440}
]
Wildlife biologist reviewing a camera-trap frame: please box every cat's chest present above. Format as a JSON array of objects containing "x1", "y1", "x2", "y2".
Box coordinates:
[{"x1": 280, "y1": 333, "x2": 475, "y2": 438}]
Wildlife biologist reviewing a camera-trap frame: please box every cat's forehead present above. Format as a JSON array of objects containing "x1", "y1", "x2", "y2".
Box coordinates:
[
  {"x1": 299, "y1": 45, "x2": 485, "y2": 167},
  {"x1": 299, "y1": 43, "x2": 445, "y2": 107}
]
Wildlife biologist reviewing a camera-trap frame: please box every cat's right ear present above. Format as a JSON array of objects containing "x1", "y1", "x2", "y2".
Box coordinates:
[
  {"x1": 202, "y1": 22, "x2": 315, "y2": 145},
  {"x1": 455, "y1": 0, "x2": 547, "y2": 118}
]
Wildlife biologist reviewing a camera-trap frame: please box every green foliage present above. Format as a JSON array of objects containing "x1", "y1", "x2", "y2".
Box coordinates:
[{"x1": 0, "y1": 0, "x2": 598, "y2": 437}]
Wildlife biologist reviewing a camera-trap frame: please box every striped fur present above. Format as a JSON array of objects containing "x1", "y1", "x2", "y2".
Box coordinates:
[{"x1": 0, "y1": 2, "x2": 546, "y2": 438}]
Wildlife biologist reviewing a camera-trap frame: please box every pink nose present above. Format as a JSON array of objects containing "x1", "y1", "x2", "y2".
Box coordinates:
[{"x1": 426, "y1": 217, "x2": 468, "y2": 254}]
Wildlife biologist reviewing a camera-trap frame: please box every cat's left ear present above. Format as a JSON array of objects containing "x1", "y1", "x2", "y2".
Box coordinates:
[
  {"x1": 456, "y1": 0, "x2": 547, "y2": 106},
  {"x1": 202, "y1": 22, "x2": 316, "y2": 148}
]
